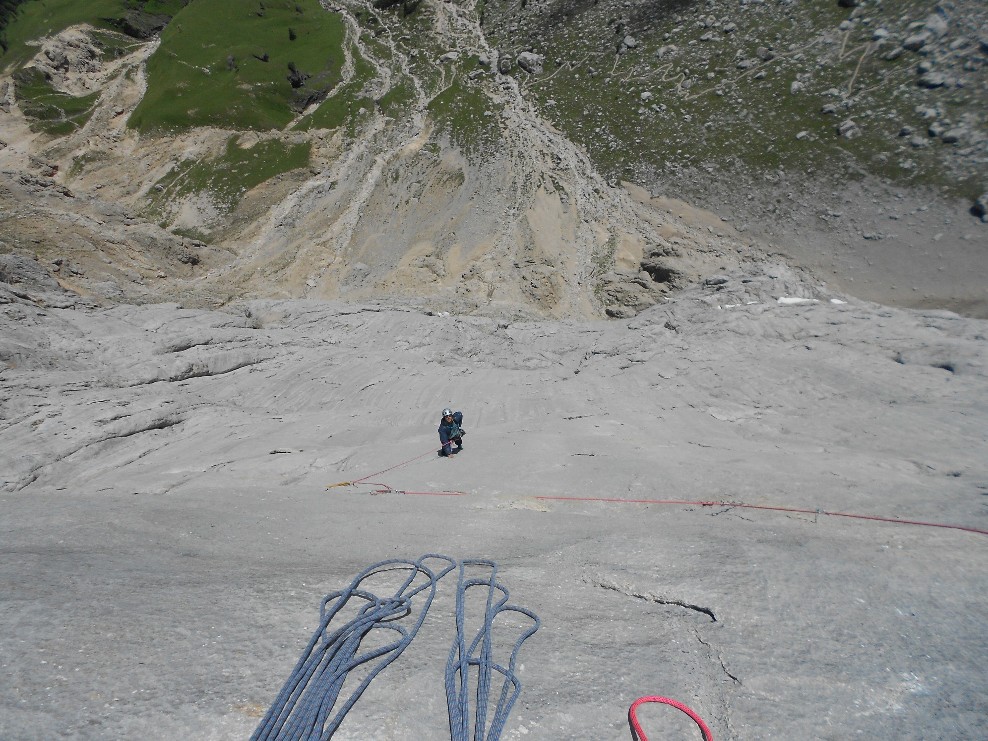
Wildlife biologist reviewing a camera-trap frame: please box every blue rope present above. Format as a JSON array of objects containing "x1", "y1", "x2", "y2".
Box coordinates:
[
  {"x1": 252, "y1": 555, "x2": 456, "y2": 741},
  {"x1": 445, "y1": 560, "x2": 541, "y2": 741},
  {"x1": 252, "y1": 555, "x2": 539, "y2": 741}
]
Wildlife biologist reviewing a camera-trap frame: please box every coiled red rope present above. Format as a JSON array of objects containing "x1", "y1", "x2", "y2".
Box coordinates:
[{"x1": 629, "y1": 696, "x2": 713, "y2": 741}]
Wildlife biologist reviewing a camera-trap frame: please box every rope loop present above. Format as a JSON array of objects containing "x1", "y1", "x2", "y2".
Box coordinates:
[
  {"x1": 253, "y1": 556, "x2": 540, "y2": 741},
  {"x1": 252, "y1": 555, "x2": 456, "y2": 740},
  {"x1": 628, "y1": 696, "x2": 713, "y2": 741},
  {"x1": 446, "y1": 560, "x2": 541, "y2": 741}
]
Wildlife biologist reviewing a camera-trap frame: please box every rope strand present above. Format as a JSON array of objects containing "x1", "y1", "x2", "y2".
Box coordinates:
[{"x1": 537, "y1": 496, "x2": 988, "y2": 536}]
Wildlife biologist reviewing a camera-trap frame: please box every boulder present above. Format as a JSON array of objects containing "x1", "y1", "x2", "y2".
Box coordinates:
[
  {"x1": 517, "y1": 52, "x2": 545, "y2": 74},
  {"x1": 0, "y1": 254, "x2": 61, "y2": 290},
  {"x1": 114, "y1": 10, "x2": 170, "y2": 39},
  {"x1": 940, "y1": 128, "x2": 964, "y2": 144},
  {"x1": 837, "y1": 119, "x2": 860, "y2": 138},
  {"x1": 902, "y1": 32, "x2": 930, "y2": 51},
  {"x1": 924, "y1": 13, "x2": 949, "y2": 39},
  {"x1": 917, "y1": 72, "x2": 948, "y2": 88},
  {"x1": 971, "y1": 193, "x2": 988, "y2": 222}
]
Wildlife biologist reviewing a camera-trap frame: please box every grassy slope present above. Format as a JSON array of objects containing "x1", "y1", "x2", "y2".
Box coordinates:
[
  {"x1": 142, "y1": 134, "x2": 311, "y2": 228},
  {"x1": 2, "y1": 0, "x2": 350, "y2": 219},
  {"x1": 130, "y1": 0, "x2": 345, "y2": 132},
  {"x1": 483, "y1": 0, "x2": 987, "y2": 199},
  {"x1": 1, "y1": 0, "x2": 121, "y2": 70},
  {"x1": 0, "y1": 0, "x2": 186, "y2": 69},
  {"x1": 1, "y1": 0, "x2": 137, "y2": 134},
  {"x1": 12, "y1": 65, "x2": 98, "y2": 134}
]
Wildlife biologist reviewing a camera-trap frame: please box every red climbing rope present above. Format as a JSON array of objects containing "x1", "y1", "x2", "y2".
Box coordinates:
[
  {"x1": 629, "y1": 696, "x2": 713, "y2": 741},
  {"x1": 350, "y1": 447, "x2": 443, "y2": 484},
  {"x1": 535, "y1": 496, "x2": 988, "y2": 536},
  {"x1": 326, "y1": 444, "x2": 448, "y2": 490}
]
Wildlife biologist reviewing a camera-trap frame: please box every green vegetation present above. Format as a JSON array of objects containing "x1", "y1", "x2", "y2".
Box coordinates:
[
  {"x1": 170, "y1": 225, "x2": 210, "y2": 242},
  {"x1": 129, "y1": 0, "x2": 345, "y2": 132},
  {"x1": 12, "y1": 65, "x2": 98, "y2": 134},
  {"x1": 427, "y1": 72, "x2": 502, "y2": 156},
  {"x1": 143, "y1": 134, "x2": 311, "y2": 221},
  {"x1": 88, "y1": 27, "x2": 145, "y2": 60},
  {"x1": 0, "y1": 0, "x2": 184, "y2": 67},
  {"x1": 2, "y1": 0, "x2": 117, "y2": 68},
  {"x1": 296, "y1": 53, "x2": 375, "y2": 133},
  {"x1": 377, "y1": 77, "x2": 415, "y2": 119},
  {"x1": 67, "y1": 149, "x2": 110, "y2": 178},
  {"x1": 0, "y1": 0, "x2": 31, "y2": 52}
]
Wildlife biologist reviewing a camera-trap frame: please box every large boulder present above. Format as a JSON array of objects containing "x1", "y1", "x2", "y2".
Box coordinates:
[
  {"x1": 114, "y1": 10, "x2": 170, "y2": 40},
  {"x1": 517, "y1": 52, "x2": 545, "y2": 75}
]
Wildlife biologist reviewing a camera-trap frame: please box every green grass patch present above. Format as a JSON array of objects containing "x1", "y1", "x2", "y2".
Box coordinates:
[
  {"x1": 143, "y1": 134, "x2": 311, "y2": 220},
  {"x1": 427, "y1": 72, "x2": 501, "y2": 156},
  {"x1": 0, "y1": 0, "x2": 186, "y2": 69},
  {"x1": 12, "y1": 65, "x2": 98, "y2": 134},
  {"x1": 170, "y1": 225, "x2": 210, "y2": 243},
  {"x1": 377, "y1": 77, "x2": 415, "y2": 119},
  {"x1": 1, "y1": 0, "x2": 121, "y2": 69},
  {"x1": 67, "y1": 149, "x2": 110, "y2": 178},
  {"x1": 296, "y1": 52, "x2": 376, "y2": 133},
  {"x1": 88, "y1": 27, "x2": 144, "y2": 60},
  {"x1": 129, "y1": 0, "x2": 345, "y2": 133}
]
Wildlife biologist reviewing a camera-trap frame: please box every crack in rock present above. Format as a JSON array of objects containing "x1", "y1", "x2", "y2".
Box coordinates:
[
  {"x1": 693, "y1": 627, "x2": 742, "y2": 685},
  {"x1": 591, "y1": 577, "x2": 717, "y2": 622}
]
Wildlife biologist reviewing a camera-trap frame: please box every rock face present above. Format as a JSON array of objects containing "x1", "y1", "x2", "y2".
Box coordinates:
[
  {"x1": 1, "y1": 284, "x2": 987, "y2": 739},
  {"x1": 1, "y1": 6, "x2": 987, "y2": 741},
  {"x1": 115, "y1": 9, "x2": 171, "y2": 39},
  {"x1": 0, "y1": 254, "x2": 62, "y2": 291},
  {"x1": 973, "y1": 193, "x2": 988, "y2": 222}
]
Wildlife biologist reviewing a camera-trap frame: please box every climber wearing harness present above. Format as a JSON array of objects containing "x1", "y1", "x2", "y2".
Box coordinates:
[{"x1": 438, "y1": 408, "x2": 464, "y2": 456}]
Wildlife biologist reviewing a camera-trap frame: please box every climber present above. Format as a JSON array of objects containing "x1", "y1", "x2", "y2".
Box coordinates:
[{"x1": 438, "y1": 408, "x2": 465, "y2": 456}]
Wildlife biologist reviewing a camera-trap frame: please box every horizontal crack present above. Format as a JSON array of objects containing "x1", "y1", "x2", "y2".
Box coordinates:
[
  {"x1": 100, "y1": 415, "x2": 183, "y2": 441},
  {"x1": 591, "y1": 578, "x2": 716, "y2": 622}
]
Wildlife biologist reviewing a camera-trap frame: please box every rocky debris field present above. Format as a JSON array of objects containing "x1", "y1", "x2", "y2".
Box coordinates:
[
  {"x1": 475, "y1": 0, "x2": 988, "y2": 315},
  {"x1": 483, "y1": 0, "x2": 987, "y2": 192}
]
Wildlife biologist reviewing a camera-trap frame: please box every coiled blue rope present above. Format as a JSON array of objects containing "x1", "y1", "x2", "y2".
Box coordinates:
[
  {"x1": 252, "y1": 555, "x2": 456, "y2": 740},
  {"x1": 445, "y1": 559, "x2": 541, "y2": 741},
  {"x1": 252, "y1": 555, "x2": 539, "y2": 741}
]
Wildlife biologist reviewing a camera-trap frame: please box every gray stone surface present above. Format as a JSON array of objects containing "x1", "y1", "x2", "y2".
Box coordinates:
[{"x1": 2, "y1": 279, "x2": 986, "y2": 739}]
